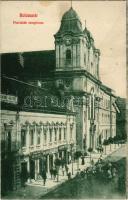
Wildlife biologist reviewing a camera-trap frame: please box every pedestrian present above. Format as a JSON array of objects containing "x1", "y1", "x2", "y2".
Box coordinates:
[
  {"x1": 42, "y1": 169, "x2": 47, "y2": 186},
  {"x1": 112, "y1": 167, "x2": 118, "y2": 189},
  {"x1": 53, "y1": 167, "x2": 57, "y2": 180},
  {"x1": 67, "y1": 172, "x2": 71, "y2": 180},
  {"x1": 65, "y1": 164, "x2": 69, "y2": 175},
  {"x1": 81, "y1": 156, "x2": 85, "y2": 165},
  {"x1": 107, "y1": 169, "x2": 112, "y2": 181},
  {"x1": 50, "y1": 167, "x2": 53, "y2": 179},
  {"x1": 91, "y1": 159, "x2": 94, "y2": 166},
  {"x1": 62, "y1": 167, "x2": 65, "y2": 176},
  {"x1": 80, "y1": 170, "x2": 85, "y2": 179},
  {"x1": 61, "y1": 158, "x2": 65, "y2": 168},
  {"x1": 112, "y1": 167, "x2": 117, "y2": 178}
]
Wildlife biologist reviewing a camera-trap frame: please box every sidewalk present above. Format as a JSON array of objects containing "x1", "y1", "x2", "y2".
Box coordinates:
[{"x1": 2, "y1": 144, "x2": 122, "y2": 199}]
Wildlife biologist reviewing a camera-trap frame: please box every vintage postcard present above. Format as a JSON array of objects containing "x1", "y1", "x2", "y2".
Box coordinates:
[{"x1": 1, "y1": 0, "x2": 127, "y2": 199}]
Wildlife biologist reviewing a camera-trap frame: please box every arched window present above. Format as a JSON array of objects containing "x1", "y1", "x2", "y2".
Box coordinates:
[
  {"x1": 30, "y1": 129, "x2": 34, "y2": 146},
  {"x1": 84, "y1": 54, "x2": 86, "y2": 65},
  {"x1": 54, "y1": 128, "x2": 57, "y2": 141},
  {"x1": 37, "y1": 129, "x2": 41, "y2": 145},
  {"x1": 66, "y1": 49, "x2": 71, "y2": 65},
  {"x1": 59, "y1": 128, "x2": 61, "y2": 140},
  {"x1": 49, "y1": 128, "x2": 52, "y2": 142},
  {"x1": 21, "y1": 129, "x2": 26, "y2": 147}
]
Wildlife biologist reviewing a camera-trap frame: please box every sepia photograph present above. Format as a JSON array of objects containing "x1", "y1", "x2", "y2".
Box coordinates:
[{"x1": 1, "y1": 0, "x2": 127, "y2": 199}]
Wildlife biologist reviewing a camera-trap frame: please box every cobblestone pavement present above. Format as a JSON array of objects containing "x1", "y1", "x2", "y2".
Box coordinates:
[{"x1": 2, "y1": 144, "x2": 124, "y2": 199}]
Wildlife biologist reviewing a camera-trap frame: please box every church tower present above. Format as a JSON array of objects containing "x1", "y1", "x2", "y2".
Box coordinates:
[{"x1": 54, "y1": 7, "x2": 101, "y2": 151}]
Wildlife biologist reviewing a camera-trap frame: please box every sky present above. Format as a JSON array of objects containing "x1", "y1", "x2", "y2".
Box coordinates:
[{"x1": 1, "y1": 1, "x2": 126, "y2": 98}]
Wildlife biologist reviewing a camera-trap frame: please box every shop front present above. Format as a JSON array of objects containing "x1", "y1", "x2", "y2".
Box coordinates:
[{"x1": 58, "y1": 144, "x2": 69, "y2": 164}]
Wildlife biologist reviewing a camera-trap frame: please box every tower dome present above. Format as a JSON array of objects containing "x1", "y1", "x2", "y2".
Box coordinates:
[
  {"x1": 62, "y1": 7, "x2": 80, "y2": 21},
  {"x1": 55, "y1": 7, "x2": 83, "y2": 36}
]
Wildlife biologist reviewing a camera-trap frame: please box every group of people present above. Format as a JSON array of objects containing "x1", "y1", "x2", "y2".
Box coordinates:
[
  {"x1": 41, "y1": 164, "x2": 72, "y2": 186},
  {"x1": 75, "y1": 157, "x2": 119, "y2": 188}
]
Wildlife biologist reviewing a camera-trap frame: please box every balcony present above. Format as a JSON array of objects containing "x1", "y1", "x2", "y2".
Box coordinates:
[
  {"x1": 29, "y1": 146, "x2": 35, "y2": 151},
  {"x1": 48, "y1": 142, "x2": 52, "y2": 146},
  {"x1": 54, "y1": 141, "x2": 57, "y2": 145},
  {"x1": 36, "y1": 144, "x2": 41, "y2": 150}
]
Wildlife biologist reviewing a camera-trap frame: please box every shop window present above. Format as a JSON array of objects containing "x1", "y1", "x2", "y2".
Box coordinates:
[{"x1": 21, "y1": 129, "x2": 26, "y2": 147}]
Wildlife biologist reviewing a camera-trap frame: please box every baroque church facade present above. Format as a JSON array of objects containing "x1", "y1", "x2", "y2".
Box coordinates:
[{"x1": 36, "y1": 7, "x2": 117, "y2": 151}]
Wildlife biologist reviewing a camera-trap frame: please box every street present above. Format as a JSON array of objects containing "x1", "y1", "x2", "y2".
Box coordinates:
[{"x1": 2, "y1": 144, "x2": 126, "y2": 199}]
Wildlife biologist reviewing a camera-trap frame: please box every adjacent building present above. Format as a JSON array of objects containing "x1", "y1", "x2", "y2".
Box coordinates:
[
  {"x1": 1, "y1": 77, "x2": 76, "y2": 194},
  {"x1": 116, "y1": 97, "x2": 127, "y2": 140}
]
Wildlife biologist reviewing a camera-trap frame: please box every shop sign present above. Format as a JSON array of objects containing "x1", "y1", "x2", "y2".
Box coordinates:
[
  {"x1": 58, "y1": 145, "x2": 67, "y2": 151},
  {"x1": 30, "y1": 151, "x2": 42, "y2": 159},
  {"x1": 43, "y1": 147, "x2": 58, "y2": 155},
  {"x1": 0, "y1": 94, "x2": 18, "y2": 104}
]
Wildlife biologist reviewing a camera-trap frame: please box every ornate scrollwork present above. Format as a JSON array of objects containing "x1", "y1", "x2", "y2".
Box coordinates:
[{"x1": 72, "y1": 38, "x2": 80, "y2": 44}]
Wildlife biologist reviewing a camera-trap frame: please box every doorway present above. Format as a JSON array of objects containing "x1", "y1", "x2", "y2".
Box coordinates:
[{"x1": 30, "y1": 160, "x2": 35, "y2": 179}]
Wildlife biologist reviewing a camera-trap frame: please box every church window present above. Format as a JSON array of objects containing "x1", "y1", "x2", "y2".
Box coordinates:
[
  {"x1": 66, "y1": 49, "x2": 71, "y2": 64},
  {"x1": 7, "y1": 130, "x2": 11, "y2": 151},
  {"x1": 84, "y1": 54, "x2": 86, "y2": 65}
]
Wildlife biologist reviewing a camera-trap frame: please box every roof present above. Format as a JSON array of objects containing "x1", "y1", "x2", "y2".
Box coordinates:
[
  {"x1": 62, "y1": 7, "x2": 81, "y2": 21},
  {"x1": 1, "y1": 50, "x2": 55, "y2": 79},
  {"x1": 116, "y1": 97, "x2": 127, "y2": 110},
  {"x1": 1, "y1": 76, "x2": 74, "y2": 115},
  {"x1": 83, "y1": 27, "x2": 94, "y2": 41},
  {"x1": 55, "y1": 7, "x2": 83, "y2": 36}
]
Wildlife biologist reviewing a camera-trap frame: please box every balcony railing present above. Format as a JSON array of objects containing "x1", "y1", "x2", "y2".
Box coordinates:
[
  {"x1": 29, "y1": 146, "x2": 34, "y2": 151},
  {"x1": 36, "y1": 144, "x2": 41, "y2": 150}
]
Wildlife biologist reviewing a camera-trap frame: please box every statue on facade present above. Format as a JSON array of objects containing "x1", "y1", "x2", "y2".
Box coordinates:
[{"x1": 67, "y1": 96, "x2": 74, "y2": 112}]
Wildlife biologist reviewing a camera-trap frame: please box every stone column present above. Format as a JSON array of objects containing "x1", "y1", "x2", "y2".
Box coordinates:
[
  {"x1": 53, "y1": 153, "x2": 56, "y2": 167},
  {"x1": 34, "y1": 124, "x2": 37, "y2": 149},
  {"x1": 27, "y1": 157, "x2": 31, "y2": 183},
  {"x1": 73, "y1": 44, "x2": 76, "y2": 68},
  {"x1": 47, "y1": 154, "x2": 50, "y2": 174},
  {"x1": 35, "y1": 160, "x2": 38, "y2": 180},
  {"x1": 56, "y1": 45, "x2": 59, "y2": 69},
  {"x1": 47, "y1": 125, "x2": 50, "y2": 145},
  {"x1": 40, "y1": 125, "x2": 44, "y2": 149},
  {"x1": 52, "y1": 126, "x2": 55, "y2": 144},
  {"x1": 61, "y1": 126, "x2": 64, "y2": 142},
  {"x1": 57, "y1": 126, "x2": 59, "y2": 142},
  {"x1": 26, "y1": 125, "x2": 30, "y2": 152}
]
